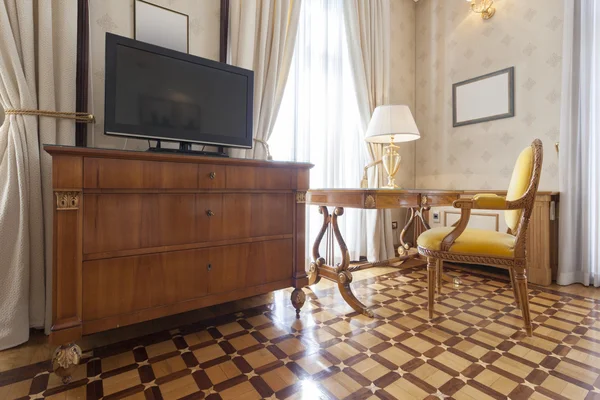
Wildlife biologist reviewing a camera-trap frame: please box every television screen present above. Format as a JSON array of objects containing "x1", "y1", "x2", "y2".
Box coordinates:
[{"x1": 104, "y1": 33, "x2": 254, "y2": 149}]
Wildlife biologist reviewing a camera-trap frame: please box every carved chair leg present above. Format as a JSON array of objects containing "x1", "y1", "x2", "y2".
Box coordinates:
[
  {"x1": 514, "y1": 266, "x2": 532, "y2": 336},
  {"x1": 427, "y1": 257, "x2": 436, "y2": 319},
  {"x1": 52, "y1": 343, "x2": 82, "y2": 384},
  {"x1": 291, "y1": 288, "x2": 306, "y2": 317},
  {"x1": 436, "y1": 259, "x2": 443, "y2": 294},
  {"x1": 509, "y1": 267, "x2": 521, "y2": 310}
]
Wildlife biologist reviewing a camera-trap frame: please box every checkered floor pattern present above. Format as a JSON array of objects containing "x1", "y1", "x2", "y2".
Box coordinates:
[{"x1": 2, "y1": 267, "x2": 600, "y2": 400}]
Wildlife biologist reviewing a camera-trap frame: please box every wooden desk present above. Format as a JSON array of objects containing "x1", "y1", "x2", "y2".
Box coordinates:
[
  {"x1": 305, "y1": 189, "x2": 559, "y2": 316},
  {"x1": 305, "y1": 189, "x2": 461, "y2": 316}
]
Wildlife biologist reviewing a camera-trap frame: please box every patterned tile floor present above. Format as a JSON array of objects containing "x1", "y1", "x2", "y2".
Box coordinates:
[{"x1": 2, "y1": 266, "x2": 600, "y2": 400}]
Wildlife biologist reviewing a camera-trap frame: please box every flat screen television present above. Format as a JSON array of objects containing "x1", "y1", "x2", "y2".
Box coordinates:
[{"x1": 104, "y1": 33, "x2": 254, "y2": 153}]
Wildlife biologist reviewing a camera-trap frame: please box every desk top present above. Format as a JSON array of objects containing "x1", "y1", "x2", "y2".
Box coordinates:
[
  {"x1": 306, "y1": 189, "x2": 461, "y2": 209},
  {"x1": 306, "y1": 188, "x2": 559, "y2": 209}
]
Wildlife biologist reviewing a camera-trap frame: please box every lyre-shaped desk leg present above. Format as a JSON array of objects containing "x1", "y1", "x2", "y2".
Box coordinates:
[
  {"x1": 399, "y1": 206, "x2": 462, "y2": 287},
  {"x1": 308, "y1": 206, "x2": 373, "y2": 317}
]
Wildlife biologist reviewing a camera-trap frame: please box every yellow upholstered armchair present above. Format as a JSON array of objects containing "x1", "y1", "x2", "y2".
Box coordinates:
[{"x1": 417, "y1": 139, "x2": 543, "y2": 336}]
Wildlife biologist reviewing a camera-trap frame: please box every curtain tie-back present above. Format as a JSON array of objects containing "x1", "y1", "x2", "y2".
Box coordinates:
[
  {"x1": 4, "y1": 109, "x2": 95, "y2": 123},
  {"x1": 253, "y1": 138, "x2": 273, "y2": 160}
]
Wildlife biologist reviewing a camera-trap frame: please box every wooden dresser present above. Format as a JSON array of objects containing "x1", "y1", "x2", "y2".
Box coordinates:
[{"x1": 44, "y1": 146, "x2": 312, "y2": 383}]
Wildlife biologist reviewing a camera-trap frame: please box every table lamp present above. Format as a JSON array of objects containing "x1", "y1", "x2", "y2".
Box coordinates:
[{"x1": 364, "y1": 105, "x2": 420, "y2": 188}]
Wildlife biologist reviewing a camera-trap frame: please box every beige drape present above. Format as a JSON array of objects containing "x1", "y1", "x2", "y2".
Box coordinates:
[
  {"x1": 227, "y1": 0, "x2": 302, "y2": 160},
  {"x1": 0, "y1": 1, "x2": 76, "y2": 350},
  {"x1": 343, "y1": 0, "x2": 395, "y2": 262},
  {"x1": 557, "y1": 0, "x2": 600, "y2": 286}
]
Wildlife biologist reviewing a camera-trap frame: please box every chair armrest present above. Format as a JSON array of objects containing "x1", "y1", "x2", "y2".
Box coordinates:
[
  {"x1": 443, "y1": 194, "x2": 510, "y2": 250},
  {"x1": 453, "y1": 194, "x2": 508, "y2": 210},
  {"x1": 441, "y1": 207, "x2": 471, "y2": 251}
]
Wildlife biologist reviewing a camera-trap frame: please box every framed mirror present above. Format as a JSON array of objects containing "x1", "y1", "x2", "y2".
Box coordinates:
[{"x1": 452, "y1": 67, "x2": 514, "y2": 127}]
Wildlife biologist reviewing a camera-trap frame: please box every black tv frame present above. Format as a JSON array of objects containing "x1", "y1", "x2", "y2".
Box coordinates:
[{"x1": 104, "y1": 33, "x2": 254, "y2": 154}]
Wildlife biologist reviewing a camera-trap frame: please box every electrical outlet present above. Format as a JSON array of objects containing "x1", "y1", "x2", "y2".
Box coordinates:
[
  {"x1": 432, "y1": 212, "x2": 440, "y2": 222},
  {"x1": 392, "y1": 221, "x2": 398, "y2": 229}
]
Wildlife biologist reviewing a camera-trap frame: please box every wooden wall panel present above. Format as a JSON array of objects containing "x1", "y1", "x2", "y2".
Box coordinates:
[{"x1": 527, "y1": 197, "x2": 552, "y2": 285}]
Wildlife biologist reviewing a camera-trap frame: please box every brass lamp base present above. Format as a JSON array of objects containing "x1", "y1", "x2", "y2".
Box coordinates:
[{"x1": 382, "y1": 139, "x2": 401, "y2": 189}]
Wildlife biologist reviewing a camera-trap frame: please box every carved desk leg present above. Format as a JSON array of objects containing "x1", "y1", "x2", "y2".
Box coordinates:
[
  {"x1": 399, "y1": 207, "x2": 416, "y2": 255},
  {"x1": 310, "y1": 206, "x2": 373, "y2": 317},
  {"x1": 400, "y1": 206, "x2": 431, "y2": 253},
  {"x1": 52, "y1": 343, "x2": 82, "y2": 384},
  {"x1": 401, "y1": 205, "x2": 463, "y2": 287}
]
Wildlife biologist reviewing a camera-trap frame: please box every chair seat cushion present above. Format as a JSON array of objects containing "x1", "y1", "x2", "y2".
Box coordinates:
[{"x1": 417, "y1": 227, "x2": 516, "y2": 258}]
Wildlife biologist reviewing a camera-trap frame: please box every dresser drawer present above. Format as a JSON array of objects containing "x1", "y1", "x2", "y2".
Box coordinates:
[
  {"x1": 207, "y1": 239, "x2": 292, "y2": 294},
  {"x1": 83, "y1": 193, "x2": 293, "y2": 255},
  {"x1": 222, "y1": 193, "x2": 294, "y2": 239},
  {"x1": 225, "y1": 166, "x2": 293, "y2": 189},
  {"x1": 82, "y1": 248, "x2": 210, "y2": 321},
  {"x1": 82, "y1": 239, "x2": 292, "y2": 321},
  {"x1": 84, "y1": 158, "x2": 199, "y2": 189},
  {"x1": 198, "y1": 164, "x2": 225, "y2": 189}
]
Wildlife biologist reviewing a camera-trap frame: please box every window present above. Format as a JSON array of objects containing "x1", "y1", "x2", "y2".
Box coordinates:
[{"x1": 269, "y1": 0, "x2": 369, "y2": 261}]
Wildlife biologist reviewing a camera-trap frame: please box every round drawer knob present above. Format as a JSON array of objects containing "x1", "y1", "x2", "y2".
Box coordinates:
[
  {"x1": 206, "y1": 210, "x2": 215, "y2": 217},
  {"x1": 209, "y1": 172, "x2": 216, "y2": 180}
]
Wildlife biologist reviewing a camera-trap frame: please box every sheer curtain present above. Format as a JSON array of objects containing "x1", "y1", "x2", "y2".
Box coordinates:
[
  {"x1": 269, "y1": 0, "x2": 369, "y2": 263},
  {"x1": 557, "y1": 0, "x2": 600, "y2": 286},
  {"x1": 342, "y1": 0, "x2": 394, "y2": 262}
]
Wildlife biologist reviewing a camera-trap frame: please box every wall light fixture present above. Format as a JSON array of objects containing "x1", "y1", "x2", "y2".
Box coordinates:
[{"x1": 467, "y1": 0, "x2": 495, "y2": 20}]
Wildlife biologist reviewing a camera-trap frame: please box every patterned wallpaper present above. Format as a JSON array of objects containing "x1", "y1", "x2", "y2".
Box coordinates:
[
  {"x1": 390, "y1": 0, "x2": 417, "y2": 189},
  {"x1": 414, "y1": 0, "x2": 563, "y2": 191},
  {"x1": 389, "y1": 0, "x2": 417, "y2": 237},
  {"x1": 88, "y1": 0, "x2": 221, "y2": 150}
]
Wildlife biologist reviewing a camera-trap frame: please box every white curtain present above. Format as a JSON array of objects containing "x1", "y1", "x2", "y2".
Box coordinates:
[
  {"x1": 342, "y1": 0, "x2": 395, "y2": 262},
  {"x1": 0, "y1": 1, "x2": 77, "y2": 350},
  {"x1": 557, "y1": 0, "x2": 600, "y2": 287},
  {"x1": 227, "y1": 0, "x2": 302, "y2": 160},
  {"x1": 269, "y1": 0, "x2": 369, "y2": 263}
]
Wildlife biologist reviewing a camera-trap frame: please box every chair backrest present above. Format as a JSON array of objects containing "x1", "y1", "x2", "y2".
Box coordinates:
[
  {"x1": 505, "y1": 139, "x2": 543, "y2": 255},
  {"x1": 505, "y1": 146, "x2": 534, "y2": 232}
]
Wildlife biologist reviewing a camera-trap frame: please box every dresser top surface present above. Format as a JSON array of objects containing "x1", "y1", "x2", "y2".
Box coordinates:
[{"x1": 44, "y1": 145, "x2": 313, "y2": 169}]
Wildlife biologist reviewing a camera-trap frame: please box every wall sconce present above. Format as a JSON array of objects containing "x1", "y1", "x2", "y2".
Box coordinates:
[{"x1": 467, "y1": 0, "x2": 495, "y2": 20}]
